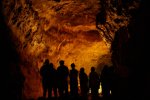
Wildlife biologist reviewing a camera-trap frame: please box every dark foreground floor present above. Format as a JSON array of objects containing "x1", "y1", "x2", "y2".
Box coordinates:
[{"x1": 37, "y1": 93, "x2": 112, "y2": 100}]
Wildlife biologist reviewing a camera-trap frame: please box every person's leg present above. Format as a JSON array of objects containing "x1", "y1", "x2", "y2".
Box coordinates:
[
  {"x1": 53, "y1": 86, "x2": 58, "y2": 98},
  {"x1": 42, "y1": 82, "x2": 47, "y2": 99},
  {"x1": 91, "y1": 88, "x2": 98, "y2": 100},
  {"x1": 64, "y1": 82, "x2": 68, "y2": 96},
  {"x1": 58, "y1": 87, "x2": 63, "y2": 98},
  {"x1": 48, "y1": 86, "x2": 52, "y2": 99}
]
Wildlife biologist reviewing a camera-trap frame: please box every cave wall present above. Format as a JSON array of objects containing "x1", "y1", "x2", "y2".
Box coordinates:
[
  {"x1": 111, "y1": 0, "x2": 150, "y2": 99},
  {"x1": 0, "y1": 2, "x2": 22, "y2": 99},
  {"x1": 1, "y1": 0, "x2": 132, "y2": 99}
]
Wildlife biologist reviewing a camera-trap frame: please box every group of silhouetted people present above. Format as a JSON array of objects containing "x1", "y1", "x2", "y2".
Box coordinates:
[{"x1": 39, "y1": 59, "x2": 116, "y2": 100}]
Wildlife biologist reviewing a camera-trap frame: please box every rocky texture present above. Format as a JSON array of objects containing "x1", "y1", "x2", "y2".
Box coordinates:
[{"x1": 1, "y1": 0, "x2": 137, "y2": 99}]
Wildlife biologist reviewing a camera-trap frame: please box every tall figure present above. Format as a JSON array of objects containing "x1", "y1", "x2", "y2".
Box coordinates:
[
  {"x1": 40, "y1": 59, "x2": 55, "y2": 99},
  {"x1": 57, "y1": 60, "x2": 69, "y2": 98},
  {"x1": 79, "y1": 67, "x2": 89, "y2": 100},
  {"x1": 49, "y1": 62, "x2": 58, "y2": 99},
  {"x1": 69, "y1": 63, "x2": 79, "y2": 98},
  {"x1": 100, "y1": 65, "x2": 112, "y2": 99},
  {"x1": 89, "y1": 67, "x2": 100, "y2": 100}
]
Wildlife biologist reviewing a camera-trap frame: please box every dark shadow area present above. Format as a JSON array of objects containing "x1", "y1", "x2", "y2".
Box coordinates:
[
  {"x1": 0, "y1": 1, "x2": 24, "y2": 100},
  {"x1": 110, "y1": 0, "x2": 150, "y2": 99},
  {"x1": 127, "y1": 0, "x2": 150, "y2": 99}
]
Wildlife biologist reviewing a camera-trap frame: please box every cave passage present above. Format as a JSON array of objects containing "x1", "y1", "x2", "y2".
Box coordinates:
[{"x1": 1, "y1": 0, "x2": 150, "y2": 100}]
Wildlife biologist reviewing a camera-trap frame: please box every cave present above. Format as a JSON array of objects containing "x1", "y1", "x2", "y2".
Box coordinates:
[{"x1": 1, "y1": 0, "x2": 150, "y2": 100}]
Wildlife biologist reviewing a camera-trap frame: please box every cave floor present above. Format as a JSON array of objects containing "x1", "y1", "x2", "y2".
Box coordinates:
[{"x1": 37, "y1": 93, "x2": 111, "y2": 100}]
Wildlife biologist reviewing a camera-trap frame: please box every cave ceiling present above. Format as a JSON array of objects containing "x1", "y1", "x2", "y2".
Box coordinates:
[{"x1": 1, "y1": 0, "x2": 138, "y2": 98}]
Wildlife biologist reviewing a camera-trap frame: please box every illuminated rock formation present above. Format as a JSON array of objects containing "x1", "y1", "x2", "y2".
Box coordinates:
[{"x1": 1, "y1": 0, "x2": 137, "y2": 99}]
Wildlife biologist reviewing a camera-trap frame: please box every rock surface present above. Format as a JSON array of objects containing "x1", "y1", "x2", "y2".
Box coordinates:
[{"x1": 1, "y1": 0, "x2": 137, "y2": 99}]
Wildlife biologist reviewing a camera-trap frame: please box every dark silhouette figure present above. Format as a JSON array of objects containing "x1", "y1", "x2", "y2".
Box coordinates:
[
  {"x1": 89, "y1": 67, "x2": 100, "y2": 100},
  {"x1": 49, "y1": 63, "x2": 58, "y2": 99},
  {"x1": 107, "y1": 65, "x2": 116, "y2": 98},
  {"x1": 100, "y1": 65, "x2": 110, "y2": 98},
  {"x1": 100, "y1": 65, "x2": 117, "y2": 99},
  {"x1": 69, "y1": 63, "x2": 79, "y2": 98},
  {"x1": 40, "y1": 59, "x2": 56, "y2": 99},
  {"x1": 40, "y1": 59, "x2": 49, "y2": 99},
  {"x1": 79, "y1": 67, "x2": 89, "y2": 100},
  {"x1": 57, "y1": 60, "x2": 69, "y2": 98}
]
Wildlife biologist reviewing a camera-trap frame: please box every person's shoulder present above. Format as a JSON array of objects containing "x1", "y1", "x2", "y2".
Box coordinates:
[
  {"x1": 75, "y1": 69, "x2": 78, "y2": 73},
  {"x1": 57, "y1": 66, "x2": 61, "y2": 68},
  {"x1": 89, "y1": 72, "x2": 92, "y2": 75},
  {"x1": 64, "y1": 65, "x2": 69, "y2": 69},
  {"x1": 56, "y1": 66, "x2": 60, "y2": 70},
  {"x1": 69, "y1": 69, "x2": 72, "y2": 72},
  {"x1": 40, "y1": 65, "x2": 45, "y2": 70},
  {"x1": 64, "y1": 65, "x2": 68, "y2": 67}
]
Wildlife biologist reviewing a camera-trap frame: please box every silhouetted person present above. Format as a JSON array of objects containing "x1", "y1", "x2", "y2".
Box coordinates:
[
  {"x1": 108, "y1": 65, "x2": 118, "y2": 99},
  {"x1": 79, "y1": 67, "x2": 89, "y2": 100},
  {"x1": 69, "y1": 63, "x2": 79, "y2": 99},
  {"x1": 49, "y1": 63, "x2": 58, "y2": 99},
  {"x1": 40, "y1": 59, "x2": 55, "y2": 99},
  {"x1": 100, "y1": 65, "x2": 114, "y2": 99},
  {"x1": 89, "y1": 67, "x2": 100, "y2": 100},
  {"x1": 57, "y1": 60, "x2": 69, "y2": 98},
  {"x1": 100, "y1": 65, "x2": 109, "y2": 98}
]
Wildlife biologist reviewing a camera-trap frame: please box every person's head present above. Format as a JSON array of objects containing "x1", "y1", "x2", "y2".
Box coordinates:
[
  {"x1": 59, "y1": 60, "x2": 64, "y2": 66},
  {"x1": 44, "y1": 59, "x2": 49, "y2": 65},
  {"x1": 91, "y1": 67, "x2": 95, "y2": 72},
  {"x1": 71, "y1": 63, "x2": 75, "y2": 69},
  {"x1": 104, "y1": 65, "x2": 108, "y2": 69},
  {"x1": 49, "y1": 63, "x2": 53, "y2": 67},
  {"x1": 80, "y1": 67, "x2": 85, "y2": 73},
  {"x1": 102, "y1": 65, "x2": 108, "y2": 72}
]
